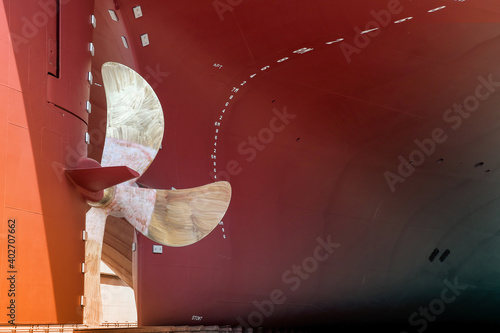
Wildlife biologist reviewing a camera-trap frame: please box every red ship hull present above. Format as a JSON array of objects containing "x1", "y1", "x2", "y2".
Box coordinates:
[{"x1": 3, "y1": 0, "x2": 500, "y2": 331}]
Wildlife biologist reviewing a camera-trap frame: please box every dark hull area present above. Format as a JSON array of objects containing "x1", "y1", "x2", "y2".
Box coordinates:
[{"x1": 124, "y1": 0, "x2": 500, "y2": 329}]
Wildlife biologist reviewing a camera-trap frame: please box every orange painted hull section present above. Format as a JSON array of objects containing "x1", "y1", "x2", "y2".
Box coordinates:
[{"x1": 0, "y1": 0, "x2": 94, "y2": 324}]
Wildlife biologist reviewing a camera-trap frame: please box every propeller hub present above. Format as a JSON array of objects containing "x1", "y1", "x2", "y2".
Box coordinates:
[{"x1": 87, "y1": 187, "x2": 115, "y2": 208}]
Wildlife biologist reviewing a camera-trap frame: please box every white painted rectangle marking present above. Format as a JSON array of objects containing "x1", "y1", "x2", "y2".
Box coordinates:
[
  {"x1": 108, "y1": 10, "x2": 118, "y2": 21},
  {"x1": 133, "y1": 6, "x2": 143, "y2": 18},
  {"x1": 141, "y1": 33, "x2": 150, "y2": 47}
]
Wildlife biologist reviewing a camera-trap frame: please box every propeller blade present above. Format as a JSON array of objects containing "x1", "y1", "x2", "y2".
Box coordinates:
[
  {"x1": 107, "y1": 181, "x2": 231, "y2": 247},
  {"x1": 84, "y1": 207, "x2": 108, "y2": 326},
  {"x1": 65, "y1": 157, "x2": 139, "y2": 202},
  {"x1": 101, "y1": 62, "x2": 164, "y2": 178},
  {"x1": 66, "y1": 165, "x2": 139, "y2": 192},
  {"x1": 149, "y1": 182, "x2": 232, "y2": 246}
]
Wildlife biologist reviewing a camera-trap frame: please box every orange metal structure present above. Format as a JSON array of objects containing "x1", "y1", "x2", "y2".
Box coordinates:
[{"x1": 0, "y1": 0, "x2": 94, "y2": 324}]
